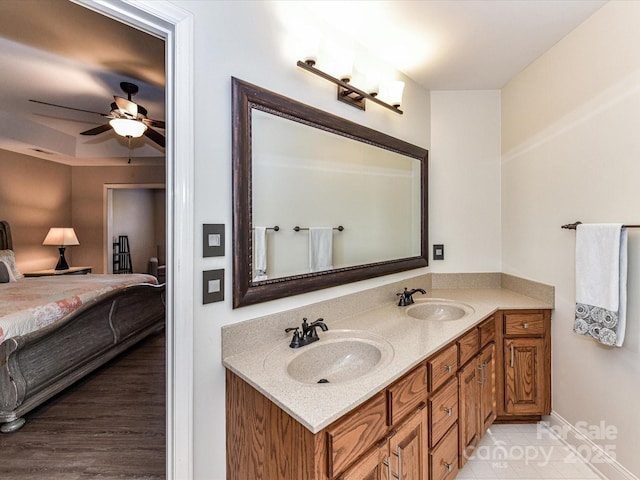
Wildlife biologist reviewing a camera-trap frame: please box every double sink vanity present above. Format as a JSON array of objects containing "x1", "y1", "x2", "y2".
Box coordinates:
[{"x1": 223, "y1": 273, "x2": 553, "y2": 480}]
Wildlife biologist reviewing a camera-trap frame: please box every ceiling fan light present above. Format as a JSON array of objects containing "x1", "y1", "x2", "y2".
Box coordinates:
[{"x1": 109, "y1": 118, "x2": 147, "y2": 138}]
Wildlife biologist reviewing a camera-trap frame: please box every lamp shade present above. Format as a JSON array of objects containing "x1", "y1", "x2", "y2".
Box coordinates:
[
  {"x1": 109, "y1": 118, "x2": 148, "y2": 138},
  {"x1": 43, "y1": 228, "x2": 79, "y2": 246}
]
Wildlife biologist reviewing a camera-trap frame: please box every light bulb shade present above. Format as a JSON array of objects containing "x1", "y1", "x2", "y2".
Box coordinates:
[
  {"x1": 43, "y1": 227, "x2": 79, "y2": 246},
  {"x1": 109, "y1": 118, "x2": 148, "y2": 138},
  {"x1": 387, "y1": 81, "x2": 405, "y2": 107}
]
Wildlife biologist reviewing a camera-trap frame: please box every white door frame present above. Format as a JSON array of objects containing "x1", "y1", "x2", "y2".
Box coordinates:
[{"x1": 73, "y1": 1, "x2": 194, "y2": 478}]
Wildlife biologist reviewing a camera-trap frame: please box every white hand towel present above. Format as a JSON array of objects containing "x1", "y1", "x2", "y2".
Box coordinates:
[
  {"x1": 253, "y1": 226, "x2": 268, "y2": 281},
  {"x1": 574, "y1": 223, "x2": 627, "y2": 347},
  {"x1": 309, "y1": 227, "x2": 333, "y2": 273}
]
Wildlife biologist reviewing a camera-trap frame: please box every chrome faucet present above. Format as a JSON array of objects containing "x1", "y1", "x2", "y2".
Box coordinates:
[
  {"x1": 396, "y1": 287, "x2": 427, "y2": 306},
  {"x1": 285, "y1": 318, "x2": 328, "y2": 348}
]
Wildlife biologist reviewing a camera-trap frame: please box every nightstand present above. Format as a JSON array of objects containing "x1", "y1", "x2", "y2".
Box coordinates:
[{"x1": 24, "y1": 266, "x2": 92, "y2": 277}]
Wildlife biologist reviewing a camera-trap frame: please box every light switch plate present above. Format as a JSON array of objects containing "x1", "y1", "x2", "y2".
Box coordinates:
[
  {"x1": 203, "y1": 269, "x2": 224, "y2": 304},
  {"x1": 203, "y1": 224, "x2": 225, "y2": 257},
  {"x1": 433, "y1": 244, "x2": 445, "y2": 260}
]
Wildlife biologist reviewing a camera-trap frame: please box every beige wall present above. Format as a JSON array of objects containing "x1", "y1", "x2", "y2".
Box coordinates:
[
  {"x1": 0, "y1": 152, "x2": 165, "y2": 274},
  {"x1": 0, "y1": 149, "x2": 72, "y2": 272},
  {"x1": 502, "y1": 1, "x2": 640, "y2": 476},
  {"x1": 430, "y1": 90, "x2": 502, "y2": 273},
  {"x1": 71, "y1": 165, "x2": 165, "y2": 273}
]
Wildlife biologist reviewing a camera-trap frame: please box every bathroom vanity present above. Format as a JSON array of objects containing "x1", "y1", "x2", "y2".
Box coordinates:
[{"x1": 223, "y1": 274, "x2": 552, "y2": 480}]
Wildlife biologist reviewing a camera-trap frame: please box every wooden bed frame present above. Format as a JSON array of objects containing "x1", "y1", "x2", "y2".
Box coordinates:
[{"x1": 0, "y1": 220, "x2": 166, "y2": 433}]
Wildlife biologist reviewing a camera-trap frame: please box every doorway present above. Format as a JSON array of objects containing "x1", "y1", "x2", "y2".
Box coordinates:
[
  {"x1": 74, "y1": 2, "x2": 194, "y2": 479},
  {"x1": 105, "y1": 184, "x2": 166, "y2": 275}
]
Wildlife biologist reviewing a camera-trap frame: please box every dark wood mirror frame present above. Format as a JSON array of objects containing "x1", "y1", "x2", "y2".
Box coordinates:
[{"x1": 232, "y1": 77, "x2": 428, "y2": 308}]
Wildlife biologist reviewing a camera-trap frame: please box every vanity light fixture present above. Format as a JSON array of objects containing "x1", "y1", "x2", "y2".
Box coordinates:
[{"x1": 297, "y1": 59, "x2": 404, "y2": 115}]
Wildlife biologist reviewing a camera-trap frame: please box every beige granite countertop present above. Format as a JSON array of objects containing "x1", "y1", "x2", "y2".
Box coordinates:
[{"x1": 222, "y1": 285, "x2": 553, "y2": 434}]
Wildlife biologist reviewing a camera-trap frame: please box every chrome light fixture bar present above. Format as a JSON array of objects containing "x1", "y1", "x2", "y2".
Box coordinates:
[{"x1": 297, "y1": 60, "x2": 403, "y2": 115}]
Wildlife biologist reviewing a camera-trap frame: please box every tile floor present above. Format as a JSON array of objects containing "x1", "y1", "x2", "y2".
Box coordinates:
[{"x1": 458, "y1": 423, "x2": 605, "y2": 480}]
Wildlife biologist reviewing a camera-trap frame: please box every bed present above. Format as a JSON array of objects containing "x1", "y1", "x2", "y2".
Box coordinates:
[{"x1": 0, "y1": 220, "x2": 165, "y2": 433}]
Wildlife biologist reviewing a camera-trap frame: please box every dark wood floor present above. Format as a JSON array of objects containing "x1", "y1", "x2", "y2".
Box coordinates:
[{"x1": 0, "y1": 331, "x2": 166, "y2": 480}]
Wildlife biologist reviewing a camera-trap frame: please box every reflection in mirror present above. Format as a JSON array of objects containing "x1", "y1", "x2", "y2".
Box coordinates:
[
  {"x1": 252, "y1": 109, "x2": 422, "y2": 280},
  {"x1": 232, "y1": 78, "x2": 428, "y2": 308}
]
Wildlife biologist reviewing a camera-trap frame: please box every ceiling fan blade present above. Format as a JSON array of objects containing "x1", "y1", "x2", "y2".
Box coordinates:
[
  {"x1": 144, "y1": 118, "x2": 165, "y2": 129},
  {"x1": 29, "y1": 99, "x2": 108, "y2": 117},
  {"x1": 144, "y1": 127, "x2": 165, "y2": 148},
  {"x1": 114, "y1": 96, "x2": 138, "y2": 117},
  {"x1": 80, "y1": 124, "x2": 112, "y2": 136}
]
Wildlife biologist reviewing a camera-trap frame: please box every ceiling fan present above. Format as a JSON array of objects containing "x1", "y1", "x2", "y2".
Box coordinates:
[{"x1": 29, "y1": 81, "x2": 165, "y2": 148}]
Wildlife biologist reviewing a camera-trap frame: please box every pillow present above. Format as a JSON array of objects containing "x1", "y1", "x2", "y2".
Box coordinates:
[
  {"x1": 0, "y1": 261, "x2": 13, "y2": 283},
  {"x1": 0, "y1": 250, "x2": 23, "y2": 280}
]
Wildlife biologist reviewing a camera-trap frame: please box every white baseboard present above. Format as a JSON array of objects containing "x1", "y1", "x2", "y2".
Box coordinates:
[{"x1": 544, "y1": 411, "x2": 640, "y2": 480}]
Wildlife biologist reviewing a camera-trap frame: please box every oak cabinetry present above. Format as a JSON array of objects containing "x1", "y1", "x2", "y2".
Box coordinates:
[
  {"x1": 478, "y1": 343, "x2": 496, "y2": 434},
  {"x1": 388, "y1": 363, "x2": 428, "y2": 426},
  {"x1": 427, "y1": 343, "x2": 457, "y2": 392},
  {"x1": 326, "y1": 392, "x2": 388, "y2": 478},
  {"x1": 226, "y1": 308, "x2": 549, "y2": 480},
  {"x1": 458, "y1": 358, "x2": 480, "y2": 468},
  {"x1": 429, "y1": 423, "x2": 459, "y2": 480},
  {"x1": 428, "y1": 378, "x2": 458, "y2": 448},
  {"x1": 338, "y1": 404, "x2": 428, "y2": 480},
  {"x1": 495, "y1": 310, "x2": 551, "y2": 421},
  {"x1": 457, "y1": 317, "x2": 495, "y2": 469},
  {"x1": 389, "y1": 405, "x2": 429, "y2": 480}
]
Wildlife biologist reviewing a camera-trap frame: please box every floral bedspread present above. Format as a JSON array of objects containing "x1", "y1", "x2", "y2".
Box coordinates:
[{"x1": 0, "y1": 274, "x2": 158, "y2": 344}]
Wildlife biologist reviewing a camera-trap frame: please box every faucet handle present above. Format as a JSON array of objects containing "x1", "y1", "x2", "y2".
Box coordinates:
[{"x1": 285, "y1": 327, "x2": 301, "y2": 348}]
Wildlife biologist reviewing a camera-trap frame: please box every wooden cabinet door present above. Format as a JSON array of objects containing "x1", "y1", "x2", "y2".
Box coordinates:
[
  {"x1": 458, "y1": 358, "x2": 480, "y2": 468},
  {"x1": 338, "y1": 440, "x2": 388, "y2": 480},
  {"x1": 479, "y1": 343, "x2": 496, "y2": 435},
  {"x1": 389, "y1": 405, "x2": 428, "y2": 480},
  {"x1": 504, "y1": 338, "x2": 548, "y2": 415}
]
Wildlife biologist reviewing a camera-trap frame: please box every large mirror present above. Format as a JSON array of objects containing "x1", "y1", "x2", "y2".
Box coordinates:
[{"x1": 232, "y1": 78, "x2": 428, "y2": 308}]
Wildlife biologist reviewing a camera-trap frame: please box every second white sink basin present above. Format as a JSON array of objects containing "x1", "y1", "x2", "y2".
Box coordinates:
[
  {"x1": 264, "y1": 330, "x2": 394, "y2": 385},
  {"x1": 405, "y1": 298, "x2": 475, "y2": 321}
]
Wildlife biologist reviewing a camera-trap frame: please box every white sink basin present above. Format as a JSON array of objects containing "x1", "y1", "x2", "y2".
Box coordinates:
[
  {"x1": 264, "y1": 330, "x2": 394, "y2": 385},
  {"x1": 405, "y1": 298, "x2": 475, "y2": 321}
]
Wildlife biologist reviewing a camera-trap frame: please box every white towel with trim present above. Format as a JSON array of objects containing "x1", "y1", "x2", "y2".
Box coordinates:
[
  {"x1": 253, "y1": 227, "x2": 268, "y2": 281},
  {"x1": 309, "y1": 227, "x2": 333, "y2": 273},
  {"x1": 574, "y1": 223, "x2": 627, "y2": 347}
]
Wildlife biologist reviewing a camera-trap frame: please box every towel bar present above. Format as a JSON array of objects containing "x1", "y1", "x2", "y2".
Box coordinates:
[
  {"x1": 252, "y1": 226, "x2": 279, "y2": 231},
  {"x1": 561, "y1": 221, "x2": 640, "y2": 230},
  {"x1": 293, "y1": 226, "x2": 344, "y2": 232}
]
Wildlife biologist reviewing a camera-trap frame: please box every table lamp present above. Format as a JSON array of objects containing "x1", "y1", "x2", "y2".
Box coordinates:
[{"x1": 43, "y1": 227, "x2": 79, "y2": 270}]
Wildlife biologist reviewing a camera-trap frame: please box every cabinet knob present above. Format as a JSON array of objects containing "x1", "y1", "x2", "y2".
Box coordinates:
[
  {"x1": 444, "y1": 364, "x2": 453, "y2": 373},
  {"x1": 523, "y1": 322, "x2": 529, "y2": 329},
  {"x1": 444, "y1": 406, "x2": 453, "y2": 416},
  {"x1": 444, "y1": 462, "x2": 454, "y2": 472}
]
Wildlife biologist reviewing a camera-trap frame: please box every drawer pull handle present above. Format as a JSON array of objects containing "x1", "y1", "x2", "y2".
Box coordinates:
[
  {"x1": 444, "y1": 364, "x2": 453, "y2": 373},
  {"x1": 510, "y1": 343, "x2": 514, "y2": 368},
  {"x1": 444, "y1": 406, "x2": 453, "y2": 416},
  {"x1": 383, "y1": 458, "x2": 392, "y2": 480},
  {"x1": 523, "y1": 322, "x2": 529, "y2": 329},
  {"x1": 392, "y1": 448, "x2": 402, "y2": 479},
  {"x1": 444, "y1": 461, "x2": 454, "y2": 472}
]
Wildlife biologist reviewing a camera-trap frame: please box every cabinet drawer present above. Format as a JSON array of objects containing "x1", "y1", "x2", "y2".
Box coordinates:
[
  {"x1": 457, "y1": 328, "x2": 479, "y2": 367},
  {"x1": 430, "y1": 423, "x2": 459, "y2": 480},
  {"x1": 504, "y1": 312, "x2": 545, "y2": 336},
  {"x1": 388, "y1": 363, "x2": 427, "y2": 426},
  {"x1": 479, "y1": 316, "x2": 495, "y2": 346},
  {"x1": 428, "y1": 344, "x2": 458, "y2": 392},
  {"x1": 326, "y1": 392, "x2": 388, "y2": 478},
  {"x1": 428, "y1": 378, "x2": 458, "y2": 448}
]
